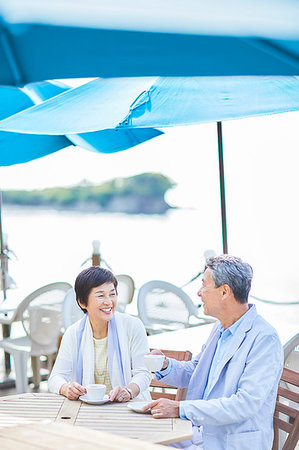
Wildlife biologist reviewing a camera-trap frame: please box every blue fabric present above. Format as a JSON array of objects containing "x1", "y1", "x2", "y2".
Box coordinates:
[
  {"x1": 108, "y1": 316, "x2": 126, "y2": 386},
  {"x1": 1, "y1": 77, "x2": 298, "y2": 137},
  {"x1": 202, "y1": 307, "x2": 249, "y2": 399},
  {"x1": 124, "y1": 77, "x2": 299, "y2": 128},
  {"x1": 0, "y1": 81, "x2": 161, "y2": 165},
  {"x1": 0, "y1": 132, "x2": 70, "y2": 166},
  {"x1": 0, "y1": 2, "x2": 298, "y2": 170},
  {"x1": 158, "y1": 305, "x2": 283, "y2": 450},
  {"x1": 76, "y1": 314, "x2": 88, "y2": 384},
  {"x1": 23, "y1": 80, "x2": 71, "y2": 104},
  {"x1": 0, "y1": 82, "x2": 71, "y2": 165},
  {"x1": 0, "y1": 4, "x2": 298, "y2": 86},
  {"x1": 69, "y1": 128, "x2": 163, "y2": 154},
  {"x1": 0, "y1": 77, "x2": 157, "y2": 134},
  {"x1": 0, "y1": 86, "x2": 33, "y2": 119},
  {"x1": 156, "y1": 359, "x2": 172, "y2": 380},
  {"x1": 76, "y1": 314, "x2": 126, "y2": 386}
]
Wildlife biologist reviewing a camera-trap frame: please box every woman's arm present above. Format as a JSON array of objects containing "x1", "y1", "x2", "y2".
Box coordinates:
[
  {"x1": 109, "y1": 316, "x2": 151, "y2": 402},
  {"x1": 127, "y1": 317, "x2": 152, "y2": 394},
  {"x1": 48, "y1": 327, "x2": 79, "y2": 396}
]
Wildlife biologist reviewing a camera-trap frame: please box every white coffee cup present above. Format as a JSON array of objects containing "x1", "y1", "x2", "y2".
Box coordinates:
[
  {"x1": 144, "y1": 354, "x2": 165, "y2": 372},
  {"x1": 86, "y1": 384, "x2": 106, "y2": 400}
]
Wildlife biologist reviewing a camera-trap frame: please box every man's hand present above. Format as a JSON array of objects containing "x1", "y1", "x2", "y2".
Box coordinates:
[
  {"x1": 60, "y1": 382, "x2": 86, "y2": 400},
  {"x1": 141, "y1": 398, "x2": 180, "y2": 418},
  {"x1": 148, "y1": 349, "x2": 169, "y2": 370}
]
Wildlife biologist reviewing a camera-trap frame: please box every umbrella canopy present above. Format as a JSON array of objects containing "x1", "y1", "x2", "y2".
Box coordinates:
[
  {"x1": 0, "y1": 76, "x2": 298, "y2": 136},
  {"x1": 0, "y1": 80, "x2": 163, "y2": 165},
  {"x1": 0, "y1": 0, "x2": 299, "y2": 84}
]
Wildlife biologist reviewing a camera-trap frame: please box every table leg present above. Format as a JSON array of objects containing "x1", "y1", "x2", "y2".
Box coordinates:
[
  {"x1": 31, "y1": 356, "x2": 41, "y2": 388},
  {"x1": 2, "y1": 323, "x2": 11, "y2": 374}
]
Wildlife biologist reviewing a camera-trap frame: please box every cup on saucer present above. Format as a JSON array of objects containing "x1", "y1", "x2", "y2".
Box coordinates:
[
  {"x1": 144, "y1": 354, "x2": 165, "y2": 372},
  {"x1": 85, "y1": 384, "x2": 106, "y2": 401}
]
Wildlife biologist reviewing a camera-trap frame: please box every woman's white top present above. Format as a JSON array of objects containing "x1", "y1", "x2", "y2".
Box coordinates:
[{"x1": 48, "y1": 311, "x2": 152, "y2": 400}]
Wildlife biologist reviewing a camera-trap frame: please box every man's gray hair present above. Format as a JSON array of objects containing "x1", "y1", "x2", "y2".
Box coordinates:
[{"x1": 206, "y1": 254, "x2": 253, "y2": 304}]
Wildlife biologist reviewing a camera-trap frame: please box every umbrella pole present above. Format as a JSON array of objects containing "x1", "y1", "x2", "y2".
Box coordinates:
[
  {"x1": 0, "y1": 191, "x2": 7, "y2": 300},
  {"x1": 0, "y1": 191, "x2": 12, "y2": 374},
  {"x1": 217, "y1": 122, "x2": 228, "y2": 254}
]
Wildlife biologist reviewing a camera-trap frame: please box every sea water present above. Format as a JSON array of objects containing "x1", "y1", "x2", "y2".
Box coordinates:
[{"x1": 1, "y1": 206, "x2": 298, "y2": 342}]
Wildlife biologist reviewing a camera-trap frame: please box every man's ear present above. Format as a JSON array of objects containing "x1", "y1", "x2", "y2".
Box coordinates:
[{"x1": 222, "y1": 284, "x2": 232, "y2": 299}]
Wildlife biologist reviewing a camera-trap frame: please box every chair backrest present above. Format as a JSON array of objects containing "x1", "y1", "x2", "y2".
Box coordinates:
[
  {"x1": 14, "y1": 282, "x2": 72, "y2": 322},
  {"x1": 149, "y1": 349, "x2": 192, "y2": 401},
  {"x1": 115, "y1": 274, "x2": 135, "y2": 313},
  {"x1": 20, "y1": 282, "x2": 72, "y2": 347},
  {"x1": 284, "y1": 334, "x2": 299, "y2": 372},
  {"x1": 272, "y1": 368, "x2": 299, "y2": 450},
  {"x1": 62, "y1": 288, "x2": 84, "y2": 329},
  {"x1": 137, "y1": 280, "x2": 199, "y2": 330}
]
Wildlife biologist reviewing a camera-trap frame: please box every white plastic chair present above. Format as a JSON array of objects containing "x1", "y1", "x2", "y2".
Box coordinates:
[
  {"x1": 283, "y1": 333, "x2": 299, "y2": 395},
  {"x1": 116, "y1": 274, "x2": 135, "y2": 313},
  {"x1": 137, "y1": 280, "x2": 214, "y2": 335},
  {"x1": 284, "y1": 333, "x2": 299, "y2": 369},
  {"x1": 0, "y1": 281, "x2": 72, "y2": 393},
  {"x1": 62, "y1": 288, "x2": 84, "y2": 329}
]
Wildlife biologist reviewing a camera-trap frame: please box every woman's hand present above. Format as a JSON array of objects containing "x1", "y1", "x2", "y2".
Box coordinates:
[
  {"x1": 109, "y1": 386, "x2": 131, "y2": 402},
  {"x1": 59, "y1": 382, "x2": 87, "y2": 400},
  {"x1": 109, "y1": 383, "x2": 139, "y2": 402}
]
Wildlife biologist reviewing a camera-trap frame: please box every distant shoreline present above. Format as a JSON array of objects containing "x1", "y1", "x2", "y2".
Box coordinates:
[
  {"x1": 2, "y1": 203, "x2": 177, "y2": 215},
  {"x1": 2, "y1": 172, "x2": 176, "y2": 215}
]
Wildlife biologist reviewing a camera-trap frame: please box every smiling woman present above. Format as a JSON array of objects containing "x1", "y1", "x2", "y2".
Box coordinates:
[{"x1": 48, "y1": 266, "x2": 152, "y2": 402}]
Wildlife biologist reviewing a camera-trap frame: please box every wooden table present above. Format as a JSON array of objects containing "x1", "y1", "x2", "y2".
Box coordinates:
[
  {"x1": 0, "y1": 422, "x2": 165, "y2": 449},
  {"x1": 0, "y1": 393, "x2": 192, "y2": 446}
]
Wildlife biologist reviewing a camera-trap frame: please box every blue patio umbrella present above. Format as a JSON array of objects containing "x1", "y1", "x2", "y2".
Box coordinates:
[
  {"x1": 1, "y1": 75, "x2": 299, "y2": 256},
  {"x1": 0, "y1": 0, "x2": 299, "y2": 254},
  {"x1": 1, "y1": 76, "x2": 298, "y2": 135},
  {"x1": 0, "y1": 79, "x2": 163, "y2": 165},
  {"x1": 0, "y1": 0, "x2": 299, "y2": 84}
]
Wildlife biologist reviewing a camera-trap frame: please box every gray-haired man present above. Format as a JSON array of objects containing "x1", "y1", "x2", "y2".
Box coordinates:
[{"x1": 144, "y1": 254, "x2": 283, "y2": 450}]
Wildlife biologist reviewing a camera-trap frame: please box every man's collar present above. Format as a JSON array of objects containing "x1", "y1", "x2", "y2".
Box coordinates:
[{"x1": 219, "y1": 304, "x2": 254, "y2": 335}]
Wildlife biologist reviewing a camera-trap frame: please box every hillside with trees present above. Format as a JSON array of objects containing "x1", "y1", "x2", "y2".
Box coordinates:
[{"x1": 3, "y1": 173, "x2": 175, "y2": 215}]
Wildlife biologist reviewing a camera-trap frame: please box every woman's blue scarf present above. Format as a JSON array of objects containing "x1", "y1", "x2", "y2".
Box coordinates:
[{"x1": 76, "y1": 314, "x2": 126, "y2": 386}]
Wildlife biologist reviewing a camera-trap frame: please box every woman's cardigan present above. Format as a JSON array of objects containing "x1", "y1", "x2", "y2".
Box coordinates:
[{"x1": 48, "y1": 311, "x2": 152, "y2": 400}]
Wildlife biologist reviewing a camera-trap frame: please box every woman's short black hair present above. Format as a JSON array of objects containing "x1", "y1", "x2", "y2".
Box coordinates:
[{"x1": 74, "y1": 266, "x2": 118, "y2": 313}]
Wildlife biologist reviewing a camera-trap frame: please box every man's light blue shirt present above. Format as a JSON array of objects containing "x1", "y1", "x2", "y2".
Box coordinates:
[
  {"x1": 157, "y1": 307, "x2": 251, "y2": 419},
  {"x1": 202, "y1": 308, "x2": 249, "y2": 399}
]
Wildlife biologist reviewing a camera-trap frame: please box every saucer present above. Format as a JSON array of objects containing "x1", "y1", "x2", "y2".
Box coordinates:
[
  {"x1": 127, "y1": 402, "x2": 151, "y2": 414},
  {"x1": 79, "y1": 394, "x2": 110, "y2": 405}
]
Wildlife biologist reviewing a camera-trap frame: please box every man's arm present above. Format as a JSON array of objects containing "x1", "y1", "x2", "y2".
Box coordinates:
[
  {"x1": 157, "y1": 357, "x2": 199, "y2": 388},
  {"x1": 157, "y1": 323, "x2": 219, "y2": 388},
  {"x1": 180, "y1": 333, "x2": 283, "y2": 427}
]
